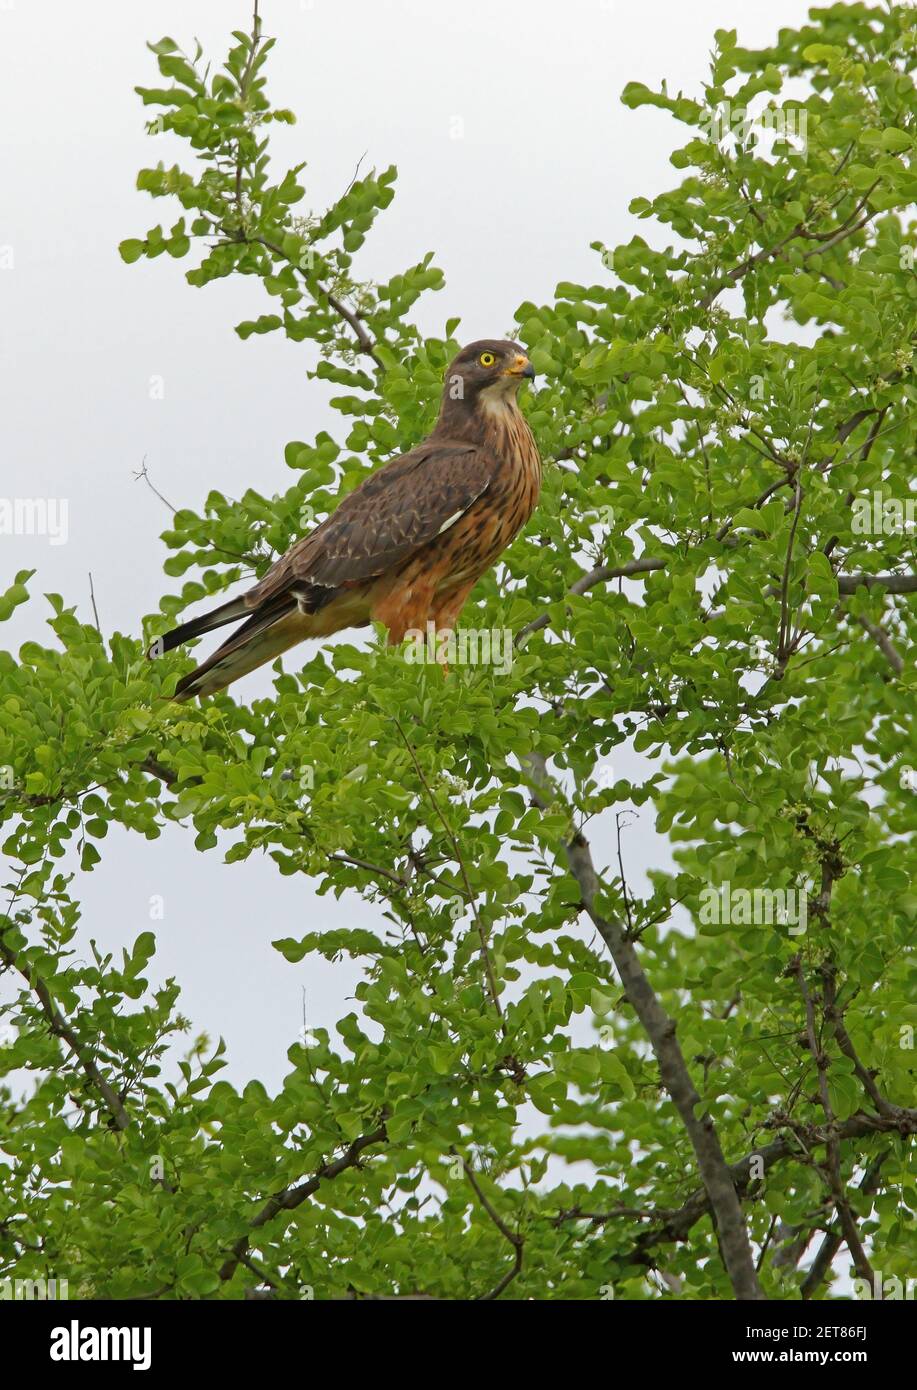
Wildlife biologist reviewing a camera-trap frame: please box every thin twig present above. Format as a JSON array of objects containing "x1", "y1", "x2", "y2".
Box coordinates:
[
  {"x1": 87, "y1": 572, "x2": 102, "y2": 635},
  {"x1": 134, "y1": 456, "x2": 177, "y2": 515},
  {"x1": 462, "y1": 1157, "x2": 524, "y2": 1300}
]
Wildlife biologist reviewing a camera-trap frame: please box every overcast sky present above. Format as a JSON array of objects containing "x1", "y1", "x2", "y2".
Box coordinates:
[{"x1": 0, "y1": 0, "x2": 815, "y2": 1088}]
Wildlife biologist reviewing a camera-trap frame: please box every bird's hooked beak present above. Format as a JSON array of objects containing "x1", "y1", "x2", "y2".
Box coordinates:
[{"x1": 504, "y1": 353, "x2": 536, "y2": 381}]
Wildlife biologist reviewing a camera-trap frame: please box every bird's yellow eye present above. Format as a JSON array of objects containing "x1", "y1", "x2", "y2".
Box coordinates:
[{"x1": 479, "y1": 351, "x2": 496, "y2": 367}]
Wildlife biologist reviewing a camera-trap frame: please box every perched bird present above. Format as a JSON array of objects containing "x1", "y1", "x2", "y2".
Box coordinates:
[{"x1": 148, "y1": 340, "x2": 541, "y2": 699}]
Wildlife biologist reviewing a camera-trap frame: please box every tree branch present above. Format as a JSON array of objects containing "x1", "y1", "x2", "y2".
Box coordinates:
[
  {"x1": 796, "y1": 959, "x2": 877, "y2": 1291},
  {"x1": 800, "y1": 1152, "x2": 888, "y2": 1299},
  {"x1": 252, "y1": 236, "x2": 383, "y2": 368},
  {"x1": 218, "y1": 1120, "x2": 388, "y2": 1284},
  {"x1": 837, "y1": 573, "x2": 917, "y2": 595},
  {"x1": 627, "y1": 1110, "x2": 915, "y2": 1271},
  {"x1": 852, "y1": 612, "x2": 904, "y2": 674},
  {"x1": 462, "y1": 1157, "x2": 525, "y2": 1301},
  {"x1": 516, "y1": 557, "x2": 667, "y2": 645},
  {"x1": 823, "y1": 965, "x2": 902, "y2": 1120},
  {"x1": 0, "y1": 928, "x2": 132, "y2": 1133},
  {"x1": 525, "y1": 754, "x2": 764, "y2": 1300}
]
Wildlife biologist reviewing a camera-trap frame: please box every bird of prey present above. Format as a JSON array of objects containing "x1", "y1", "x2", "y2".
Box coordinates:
[{"x1": 149, "y1": 340, "x2": 541, "y2": 698}]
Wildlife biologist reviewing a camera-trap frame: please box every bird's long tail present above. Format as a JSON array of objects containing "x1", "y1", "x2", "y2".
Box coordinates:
[
  {"x1": 146, "y1": 594, "x2": 251, "y2": 660},
  {"x1": 149, "y1": 594, "x2": 302, "y2": 701}
]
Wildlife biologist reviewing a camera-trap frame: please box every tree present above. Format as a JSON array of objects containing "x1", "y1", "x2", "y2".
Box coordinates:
[{"x1": 1, "y1": 1, "x2": 915, "y2": 1303}]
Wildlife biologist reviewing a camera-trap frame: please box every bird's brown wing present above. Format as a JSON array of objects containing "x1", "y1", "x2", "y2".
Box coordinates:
[{"x1": 246, "y1": 438, "x2": 497, "y2": 608}]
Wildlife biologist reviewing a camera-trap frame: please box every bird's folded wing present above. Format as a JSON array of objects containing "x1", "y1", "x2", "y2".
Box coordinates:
[{"x1": 247, "y1": 439, "x2": 497, "y2": 605}]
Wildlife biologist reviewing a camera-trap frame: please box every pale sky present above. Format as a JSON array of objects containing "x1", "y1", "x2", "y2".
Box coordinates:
[{"x1": 0, "y1": 0, "x2": 815, "y2": 1086}]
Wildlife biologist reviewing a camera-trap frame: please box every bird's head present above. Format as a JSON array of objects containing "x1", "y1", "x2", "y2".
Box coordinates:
[{"x1": 442, "y1": 340, "x2": 535, "y2": 415}]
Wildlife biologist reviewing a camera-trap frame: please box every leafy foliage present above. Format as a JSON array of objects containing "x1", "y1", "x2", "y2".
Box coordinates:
[{"x1": 2, "y1": 3, "x2": 915, "y2": 1300}]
